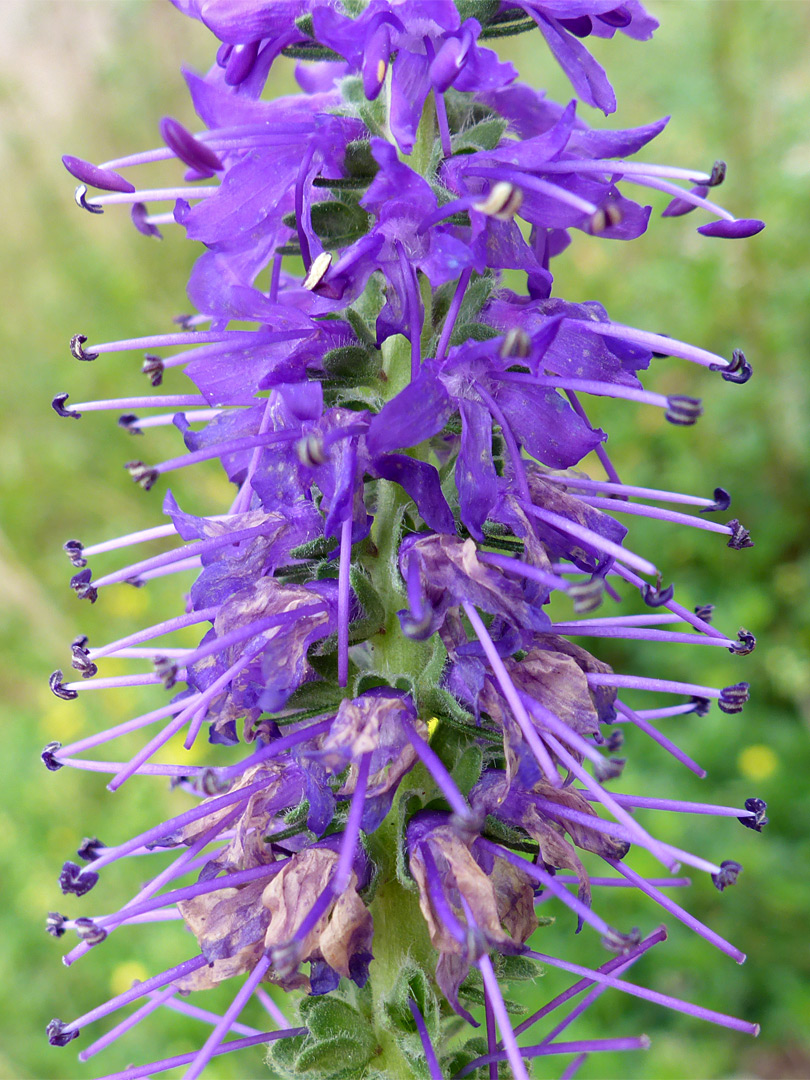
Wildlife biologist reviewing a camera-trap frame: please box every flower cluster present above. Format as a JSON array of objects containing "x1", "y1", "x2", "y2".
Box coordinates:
[{"x1": 47, "y1": 2, "x2": 766, "y2": 1078}]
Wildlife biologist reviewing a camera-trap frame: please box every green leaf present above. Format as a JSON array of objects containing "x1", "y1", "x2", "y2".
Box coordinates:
[
  {"x1": 441, "y1": 1037, "x2": 490, "y2": 1080},
  {"x1": 395, "y1": 791, "x2": 425, "y2": 891},
  {"x1": 323, "y1": 344, "x2": 381, "y2": 383},
  {"x1": 450, "y1": 117, "x2": 509, "y2": 154},
  {"x1": 381, "y1": 961, "x2": 440, "y2": 1038},
  {"x1": 450, "y1": 321, "x2": 500, "y2": 347}
]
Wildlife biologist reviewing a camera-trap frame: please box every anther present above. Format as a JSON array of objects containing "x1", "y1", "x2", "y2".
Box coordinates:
[
  {"x1": 473, "y1": 182, "x2": 523, "y2": 221},
  {"x1": 173, "y1": 313, "x2": 198, "y2": 331},
  {"x1": 694, "y1": 603, "x2": 714, "y2": 623},
  {"x1": 589, "y1": 203, "x2": 622, "y2": 234},
  {"x1": 49, "y1": 671, "x2": 78, "y2": 701},
  {"x1": 142, "y1": 355, "x2": 164, "y2": 386},
  {"x1": 125, "y1": 460, "x2": 159, "y2": 491},
  {"x1": 118, "y1": 413, "x2": 143, "y2": 434},
  {"x1": 689, "y1": 696, "x2": 711, "y2": 717},
  {"x1": 718, "y1": 681, "x2": 750, "y2": 714},
  {"x1": 706, "y1": 160, "x2": 727, "y2": 187},
  {"x1": 46, "y1": 912, "x2": 67, "y2": 938},
  {"x1": 153, "y1": 654, "x2": 179, "y2": 689},
  {"x1": 46, "y1": 1019, "x2": 80, "y2": 1047},
  {"x1": 42, "y1": 741, "x2": 65, "y2": 771},
  {"x1": 594, "y1": 756, "x2": 626, "y2": 782},
  {"x1": 70, "y1": 333, "x2": 99, "y2": 362},
  {"x1": 601, "y1": 926, "x2": 641, "y2": 954},
  {"x1": 499, "y1": 328, "x2": 532, "y2": 360},
  {"x1": 711, "y1": 859, "x2": 742, "y2": 892},
  {"x1": 726, "y1": 519, "x2": 754, "y2": 550},
  {"x1": 296, "y1": 434, "x2": 328, "y2": 467},
  {"x1": 303, "y1": 251, "x2": 333, "y2": 291},
  {"x1": 71, "y1": 638, "x2": 98, "y2": 678},
  {"x1": 73, "y1": 916, "x2": 108, "y2": 945},
  {"x1": 738, "y1": 797, "x2": 768, "y2": 832},
  {"x1": 711, "y1": 349, "x2": 752, "y2": 384},
  {"x1": 569, "y1": 578, "x2": 605, "y2": 614},
  {"x1": 59, "y1": 860, "x2": 99, "y2": 897},
  {"x1": 73, "y1": 184, "x2": 103, "y2": 214},
  {"x1": 699, "y1": 487, "x2": 731, "y2": 514},
  {"x1": 199, "y1": 768, "x2": 231, "y2": 796},
  {"x1": 604, "y1": 730, "x2": 624, "y2": 753},
  {"x1": 52, "y1": 393, "x2": 80, "y2": 419},
  {"x1": 641, "y1": 577, "x2": 675, "y2": 608},
  {"x1": 70, "y1": 568, "x2": 98, "y2": 602},
  {"x1": 665, "y1": 395, "x2": 702, "y2": 426},
  {"x1": 63, "y1": 539, "x2": 86, "y2": 568},
  {"x1": 77, "y1": 836, "x2": 105, "y2": 862},
  {"x1": 131, "y1": 202, "x2": 162, "y2": 239},
  {"x1": 729, "y1": 628, "x2": 756, "y2": 656}
]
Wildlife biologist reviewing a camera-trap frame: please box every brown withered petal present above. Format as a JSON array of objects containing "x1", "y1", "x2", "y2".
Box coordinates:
[
  {"x1": 178, "y1": 879, "x2": 271, "y2": 974},
  {"x1": 533, "y1": 781, "x2": 631, "y2": 862}
]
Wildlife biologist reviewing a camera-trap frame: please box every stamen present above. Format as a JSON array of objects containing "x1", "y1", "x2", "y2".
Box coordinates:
[
  {"x1": 78, "y1": 985, "x2": 177, "y2": 1062},
  {"x1": 615, "y1": 701, "x2": 707, "y2": 777},
  {"x1": 337, "y1": 517, "x2": 352, "y2": 687},
  {"x1": 70, "y1": 334, "x2": 99, "y2": 361},
  {"x1": 403, "y1": 721, "x2": 473, "y2": 821},
  {"x1": 74, "y1": 185, "x2": 219, "y2": 209},
  {"x1": 711, "y1": 348, "x2": 753, "y2": 383},
  {"x1": 303, "y1": 251, "x2": 332, "y2": 290},
  {"x1": 73, "y1": 185, "x2": 105, "y2": 214},
  {"x1": 726, "y1": 518, "x2": 754, "y2": 549},
  {"x1": 478, "y1": 954, "x2": 530, "y2": 1080},
  {"x1": 478, "y1": 550, "x2": 570, "y2": 592},
  {"x1": 408, "y1": 999, "x2": 442, "y2": 1080},
  {"x1": 712, "y1": 860, "x2": 743, "y2": 892},
  {"x1": 49, "y1": 670, "x2": 78, "y2": 701},
  {"x1": 395, "y1": 240, "x2": 423, "y2": 380},
  {"x1": 462, "y1": 601, "x2": 561, "y2": 787},
  {"x1": 574, "y1": 320, "x2": 741, "y2": 373},
  {"x1": 470, "y1": 167, "x2": 597, "y2": 216},
  {"x1": 523, "y1": 504, "x2": 657, "y2": 577},
  {"x1": 494, "y1": 370, "x2": 678, "y2": 414},
  {"x1": 435, "y1": 268, "x2": 472, "y2": 360},
  {"x1": 92, "y1": 1029, "x2": 306, "y2": 1080}
]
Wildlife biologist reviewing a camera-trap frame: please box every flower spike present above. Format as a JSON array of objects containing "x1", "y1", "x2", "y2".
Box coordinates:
[{"x1": 48, "y1": 5, "x2": 764, "y2": 1077}]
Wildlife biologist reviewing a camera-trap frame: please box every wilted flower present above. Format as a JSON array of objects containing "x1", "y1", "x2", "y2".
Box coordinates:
[{"x1": 46, "y1": 2, "x2": 766, "y2": 1078}]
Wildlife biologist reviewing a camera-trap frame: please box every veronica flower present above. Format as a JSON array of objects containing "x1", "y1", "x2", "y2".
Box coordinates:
[{"x1": 46, "y1": 3, "x2": 766, "y2": 1078}]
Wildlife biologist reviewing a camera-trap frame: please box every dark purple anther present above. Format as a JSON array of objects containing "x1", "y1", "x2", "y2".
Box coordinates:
[
  {"x1": 62, "y1": 155, "x2": 135, "y2": 193},
  {"x1": 690, "y1": 696, "x2": 712, "y2": 717},
  {"x1": 131, "y1": 202, "x2": 163, "y2": 239},
  {"x1": 664, "y1": 395, "x2": 702, "y2": 425},
  {"x1": 641, "y1": 580, "x2": 675, "y2": 608},
  {"x1": 729, "y1": 628, "x2": 756, "y2": 656},
  {"x1": 601, "y1": 925, "x2": 641, "y2": 953},
  {"x1": 715, "y1": 348, "x2": 753, "y2": 384},
  {"x1": 118, "y1": 414, "x2": 143, "y2": 434},
  {"x1": 73, "y1": 917, "x2": 108, "y2": 945},
  {"x1": 70, "y1": 334, "x2": 98, "y2": 362},
  {"x1": 41, "y1": 741, "x2": 65, "y2": 771},
  {"x1": 738, "y1": 797, "x2": 768, "y2": 832},
  {"x1": 70, "y1": 568, "x2": 98, "y2": 603},
  {"x1": 159, "y1": 117, "x2": 224, "y2": 176},
  {"x1": 125, "y1": 460, "x2": 159, "y2": 491},
  {"x1": 726, "y1": 519, "x2": 754, "y2": 550},
  {"x1": 707, "y1": 161, "x2": 727, "y2": 187},
  {"x1": 59, "y1": 860, "x2": 99, "y2": 897},
  {"x1": 594, "y1": 756, "x2": 626, "y2": 782},
  {"x1": 225, "y1": 40, "x2": 259, "y2": 85},
  {"x1": 62, "y1": 539, "x2": 86, "y2": 568},
  {"x1": 699, "y1": 487, "x2": 731, "y2": 514},
  {"x1": 77, "y1": 836, "x2": 105, "y2": 862},
  {"x1": 70, "y1": 639, "x2": 98, "y2": 678},
  {"x1": 698, "y1": 218, "x2": 765, "y2": 240},
  {"x1": 362, "y1": 22, "x2": 392, "y2": 100},
  {"x1": 558, "y1": 16, "x2": 593, "y2": 37},
  {"x1": 46, "y1": 912, "x2": 67, "y2": 938},
  {"x1": 73, "y1": 184, "x2": 104, "y2": 214},
  {"x1": 52, "y1": 393, "x2": 80, "y2": 418},
  {"x1": 712, "y1": 860, "x2": 742, "y2": 891},
  {"x1": 718, "y1": 682, "x2": 750, "y2": 714},
  {"x1": 605, "y1": 729, "x2": 624, "y2": 753},
  {"x1": 694, "y1": 603, "x2": 715, "y2": 623},
  {"x1": 154, "y1": 654, "x2": 179, "y2": 689},
  {"x1": 46, "y1": 1019, "x2": 79, "y2": 1047},
  {"x1": 142, "y1": 355, "x2": 164, "y2": 386},
  {"x1": 568, "y1": 578, "x2": 605, "y2": 614},
  {"x1": 49, "y1": 671, "x2": 77, "y2": 701}
]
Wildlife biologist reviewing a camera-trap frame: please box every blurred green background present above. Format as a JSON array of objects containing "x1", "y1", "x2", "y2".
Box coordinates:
[{"x1": 1, "y1": 2, "x2": 808, "y2": 1077}]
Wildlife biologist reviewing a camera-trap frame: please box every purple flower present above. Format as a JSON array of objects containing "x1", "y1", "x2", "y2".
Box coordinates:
[{"x1": 47, "y1": 3, "x2": 767, "y2": 1077}]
